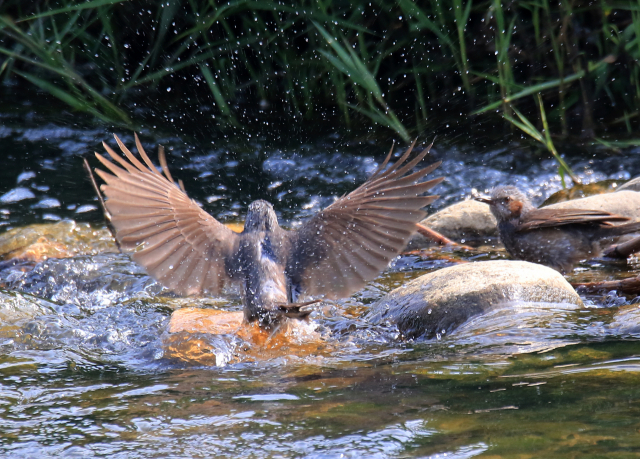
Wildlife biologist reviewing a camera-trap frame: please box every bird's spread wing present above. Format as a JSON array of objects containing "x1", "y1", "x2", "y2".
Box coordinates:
[
  {"x1": 286, "y1": 140, "x2": 443, "y2": 299},
  {"x1": 94, "y1": 134, "x2": 239, "y2": 295},
  {"x1": 516, "y1": 208, "x2": 630, "y2": 232}
]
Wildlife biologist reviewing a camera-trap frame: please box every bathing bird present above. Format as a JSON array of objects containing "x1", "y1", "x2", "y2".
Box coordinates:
[{"x1": 93, "y1": 134, "x2": 443, "y2": 327}]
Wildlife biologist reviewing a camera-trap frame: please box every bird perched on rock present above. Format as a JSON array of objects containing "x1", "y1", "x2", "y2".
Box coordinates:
[
  {"x1": 92, "y1": 134, "x2": 443, "y2": 327},
  {"x1": 476, "y1": 185, "x2": 640, "y2": 272}
]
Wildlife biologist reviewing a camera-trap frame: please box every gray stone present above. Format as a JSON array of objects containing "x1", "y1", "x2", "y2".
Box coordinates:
[
  {"x1": 367, "y1": 260, "x2": 583, "y2": 339},
  {"x1": 409, "y1": 200, "x2": 498, "y2": 248},
  {"x1": 547, "y1": 190, "x2": 640, "y2": 220}
]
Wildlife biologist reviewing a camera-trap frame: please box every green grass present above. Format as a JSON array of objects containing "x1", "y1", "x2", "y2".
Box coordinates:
[
  {"x1": 503, "y1": 94, "x2": 579, "y2": 188},
  {"x1": 1, "y1": 0, "x2": 639, "y2": 140}
]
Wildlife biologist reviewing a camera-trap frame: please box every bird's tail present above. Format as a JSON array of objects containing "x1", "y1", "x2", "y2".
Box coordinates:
[
  {"x1": 277, "y1": 299, "x2": 322, "y2": 320},
  {"x1": 607, "y1": 220, "x2": 640, "y2": 237}
]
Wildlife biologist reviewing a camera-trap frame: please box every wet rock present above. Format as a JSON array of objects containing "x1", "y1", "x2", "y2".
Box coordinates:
[
  {"x1": 541, "y1": 180, "x2": 621, "y2": 205},
  {"x1": 367, "y1": 260, "x2": 583, "y2": 340},
  {"x1": 547, "y1": 190, "x2": 640, "y2": 220},
  {"x1": 0, "y1": 220, "x2": 117, "y2": 263},
  {"x1": 164, "y1": 308, "x2": 324, "y2": 366},
  {"x1": 0, "y1": 289, "x2": 56, "y2": 324},
  {"x1": 168, "y1": 308, "x2": 244, "y2": 334},
  {"x1": 408, "y1": 200, "x2": 498, "y2": 248}
]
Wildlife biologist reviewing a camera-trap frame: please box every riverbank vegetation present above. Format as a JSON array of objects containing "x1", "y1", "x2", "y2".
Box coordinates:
[{"x1": 0, "y1": 0, "x2": 639, "y2": 142}]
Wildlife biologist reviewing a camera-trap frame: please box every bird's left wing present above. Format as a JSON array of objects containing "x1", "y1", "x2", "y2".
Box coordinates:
[
  {"x1": 517, "y1": 208, "x2": 629, "y2": 232},
  {"x1": 94, "y1": 134, "x2": 240, "y2": 296},
  {"x1": 286, "y1": 141, "x2": 443, "y2": 300}
]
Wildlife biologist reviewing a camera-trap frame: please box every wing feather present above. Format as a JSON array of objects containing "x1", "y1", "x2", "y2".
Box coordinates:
[
  {"x1": 95, "y1": 133, "x2": 239, "y2": 295},
  {"x1": 517, "y1": 208, "x2": 629, "y2": 232},
  {"x1": 287, "y1": 141, "x2": 442, "y2": 299}
]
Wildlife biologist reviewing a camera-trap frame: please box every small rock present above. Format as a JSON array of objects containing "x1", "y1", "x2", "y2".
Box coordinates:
[
  {"x1": 409, "y1": 200, "x2": 498, "y2": 248},
  {"x1": 367, "y1": 260, "x2": 583, "y2": 340},
  {"x1": 546, "y1": 190, "x2": 640, "y2": 220},
  {"x1": 541, "y1": 180, "x2": 621, "y2": 205},
  {"x1": 168, "y1": 308, "x2": 244, "y2": 334},
  {"x1": 0, "y1": 290, "x2": 57, "y2": 341},
  {"x1": 5, "y1": 237, "x2": 72, "y2": 261},
  {"x1": 164, "y1": 307, "x2": 324, "y2": 366},
  {"x1": 0, "y1": 221, "x2": 117, "y2": 262}
]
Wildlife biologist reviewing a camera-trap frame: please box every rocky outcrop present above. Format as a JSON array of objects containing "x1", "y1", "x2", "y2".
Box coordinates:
[
  {"x1": 0, "y1": 221, "x2": 116, "y2": 262},
  {"x1": 408, "y1": 200, "x2": 498, "y2": 247},
  {"x1": 548, "y1": 190, "x2": 640, "y2": 220},
  {"x1": 367, "y1": 260, "x2": 583, "y2": 339}
]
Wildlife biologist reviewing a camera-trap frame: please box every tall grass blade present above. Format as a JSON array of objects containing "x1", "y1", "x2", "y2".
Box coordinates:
[{"x1": 200, "y1": 64, "x2": 238, "y2": 125}]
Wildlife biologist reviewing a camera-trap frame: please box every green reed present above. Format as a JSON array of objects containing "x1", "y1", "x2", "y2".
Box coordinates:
[
  {"x1": 503, "y1": 94, "x2": 579, "y2": 188},
  {"x1": 1, "y1": 0, "x2": 639, "y2": 149}
]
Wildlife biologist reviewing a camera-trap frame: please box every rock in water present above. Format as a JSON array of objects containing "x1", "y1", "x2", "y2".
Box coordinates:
[
  {"x1": 0, "y1": 221, "x2": 116, "y2": 263},
  {"x1": 367, "y1": 260, "x2": 583, "y2": 339},
  {"x1": 163, "y1": 307, "x2": 325, "y2": 366},
  {"x1": 547, "y1": 190, "x2": 640, "y2": 220},
  {"x1": 412, "y1": 200, "x2": 498, "y2": 245}
]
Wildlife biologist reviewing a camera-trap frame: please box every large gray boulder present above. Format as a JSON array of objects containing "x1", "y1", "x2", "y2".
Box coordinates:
[
  {"x1": 548, "y1": 190, "x2": 640, "y2": 219},
  {"x1": 367, "y1": 260, "x2": 583, "y2": 339}
]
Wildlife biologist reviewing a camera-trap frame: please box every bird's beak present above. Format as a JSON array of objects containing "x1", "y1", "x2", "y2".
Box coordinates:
[{"x1": 474, "y1": 196, "x2": 493, "y2": 205}]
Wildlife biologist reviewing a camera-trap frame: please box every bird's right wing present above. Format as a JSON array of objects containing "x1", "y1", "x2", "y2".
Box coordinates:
[
  {"x1": 94, "y1": 134, "x2": 239, "y2": 296},
  {"x1": 286, "y1": 141, "x2": 443, "y2": 300},
  {"x1": 517, "y1": 208, "x2": 629, "y2": 232}
]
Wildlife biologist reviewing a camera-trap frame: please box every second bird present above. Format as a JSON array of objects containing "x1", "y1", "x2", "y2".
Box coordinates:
[{"x1": 477, "y1": 186, "x2": 640, "y2": 273}]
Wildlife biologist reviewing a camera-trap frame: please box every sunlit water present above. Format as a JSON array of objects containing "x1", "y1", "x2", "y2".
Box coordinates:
[{"x1": 2, "y1": 100, "x2": 640, "y2": 457}]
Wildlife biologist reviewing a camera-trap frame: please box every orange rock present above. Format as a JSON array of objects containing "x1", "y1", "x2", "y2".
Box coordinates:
[
  {"x1": 163, "y1": 333, "x2": 221, "y2": 366},
  {"x1": 163, "y1": 307, "x2": 328, "y2": 366},
  {"x1": 0, "y1": 221, "x2": 116, "y2": 263},
  {"x1": 6, "y1": 237, "x2": 73, "y2": 263},
  {"x1": 168, "y1": 308, "x2": 244, "y2": 334}
]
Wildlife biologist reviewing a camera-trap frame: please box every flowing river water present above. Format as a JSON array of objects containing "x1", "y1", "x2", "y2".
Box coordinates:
[{"x1": 2, "y1": 97, "x2": 640, "y2": 457}]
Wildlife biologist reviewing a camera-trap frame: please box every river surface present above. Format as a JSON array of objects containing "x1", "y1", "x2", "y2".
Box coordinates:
[{"x1": 2, "y1": 97, "x2": 640, "y2": 457}]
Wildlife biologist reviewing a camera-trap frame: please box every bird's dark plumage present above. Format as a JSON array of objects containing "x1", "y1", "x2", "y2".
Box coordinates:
[
  {"x1": 94, "y1": 134, "x2": 443, "y2": 326},
  {"x1": 477, "y1": 185, "x2": 640, "y2": 272}
]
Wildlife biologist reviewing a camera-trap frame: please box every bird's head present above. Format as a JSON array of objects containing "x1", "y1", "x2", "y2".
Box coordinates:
[
  {"x1": 475, "y1": 186, "x2": 534, "y2": 222},
  {"x1": 244, "y1": 200, "x2": 280, "y2": 232}
]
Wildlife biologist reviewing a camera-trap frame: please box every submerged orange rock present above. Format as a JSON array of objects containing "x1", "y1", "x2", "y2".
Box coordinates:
[
  {"x1": 168, "y1": 308, "x2": 244, "y2": 334},
  {"x1": 0, "y1": 221, "x2": 116, "y2": 263},
  {"x1": 163, "y1": 307, "x2": 328, "y2": 366}
]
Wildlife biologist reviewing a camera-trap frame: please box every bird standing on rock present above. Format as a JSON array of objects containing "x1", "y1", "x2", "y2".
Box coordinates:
[
  {"x1": 476, "y1": 186, "x2": 640, "y2": 273},
  {"x1": 92, "y1": 134, "x2": 443, "y2": 328}
]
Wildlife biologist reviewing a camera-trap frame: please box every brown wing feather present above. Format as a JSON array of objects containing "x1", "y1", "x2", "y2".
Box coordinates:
[
  {"x1": 287, "y1": 140, "x2": 443, "y2": 299},
  {"x1": 95, "y1": 133, "x2": 239, "y2": 295},
  {"x1": 516, "y1": 208, "x2": 630, "y2": 232}
]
